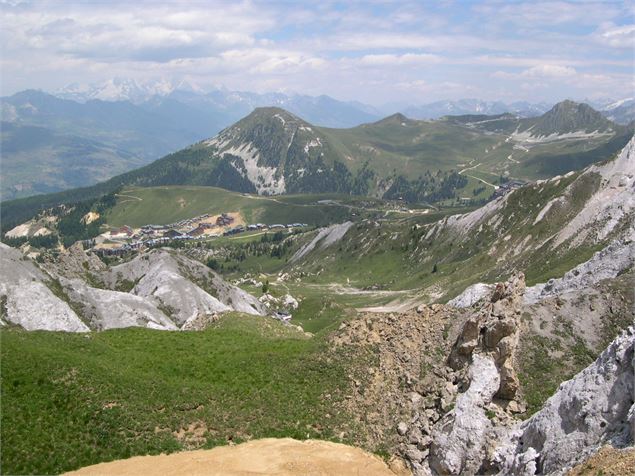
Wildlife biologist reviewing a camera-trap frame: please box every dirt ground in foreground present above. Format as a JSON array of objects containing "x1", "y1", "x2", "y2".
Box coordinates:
[
  {"x1": 567, "y1": 446, "x2": 635, "y2": 476},
  {"x1": 64, "y1": 438, "x2": 410, "y2": 476}
]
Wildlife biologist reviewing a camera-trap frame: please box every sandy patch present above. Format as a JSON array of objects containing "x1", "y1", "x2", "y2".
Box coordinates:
[
  {"x1": 83, "y1": 212, "x2": 101, "y2": 225},
  {"x1": 63, "y1": 438, "x2": 406, "y2": 476},
  {"x1": 567, "y1": 446, "x2": 635, "y2": 476}
]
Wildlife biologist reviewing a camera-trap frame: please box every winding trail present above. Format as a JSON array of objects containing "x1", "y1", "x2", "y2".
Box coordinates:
[{"x1": 464, "y1": 174, "x2": 499, "y2": 190}]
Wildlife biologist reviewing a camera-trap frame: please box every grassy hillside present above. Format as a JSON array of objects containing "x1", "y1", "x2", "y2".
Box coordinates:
[
  {"x1": 106, "y1": 186, "x2": 390, "y2": 228},
  {"x1": 322, "y1": 114, "x2": 501, "y2": 177},
  {"x1": 0, "y1": 314, "x2": 355, "y2": 475},
  {"x1": 269, "y1": 168, "x2": 618, "y2": 300}
]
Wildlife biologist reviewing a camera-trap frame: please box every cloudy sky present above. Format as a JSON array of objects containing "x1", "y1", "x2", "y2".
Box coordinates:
[{"x1": 1, "y1": 0, "x2": 633, "y2": 105}]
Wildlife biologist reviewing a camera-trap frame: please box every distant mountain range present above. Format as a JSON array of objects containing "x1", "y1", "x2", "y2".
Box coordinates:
[
  {"x1": 1, "y1": 79, "x2": 633, "y2": 201},
  {"x1": 2, "y1": 99, "x2": 631, "y2": 233},
  {"x1": 600, "y1": 98, "x2": 635, "y2": 125},
  {"x1": 401, "y1": 99, "x2": 553, "y2": 119}
]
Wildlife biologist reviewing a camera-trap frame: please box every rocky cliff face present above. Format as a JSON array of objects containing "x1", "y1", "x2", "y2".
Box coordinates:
[
  {"x1": 106, "y1": 251, "x2": 265, "y2": 326},
  {"x1": 495, "y1": 326, "x2": 634, "y2": 475}
]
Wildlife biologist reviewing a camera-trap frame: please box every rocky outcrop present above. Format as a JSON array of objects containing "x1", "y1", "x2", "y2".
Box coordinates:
[
  {"x1": 62, "y1": 277, "x2": 178, "y2": 331},
  {"x1": 429, "y1": 353, "x2": 500, "y2": 474},
  {"x1": 428, "y1": 274, "x2": 525, "y2": 475},
  {"x1": 1, "y1": 245, "x2": 266, "y2": 332},
  {"x1": 447, "y1": 283, "x2": 494, "y2": 308},
  {"x1": 448, "y1": 273, "x2": 525, "y2": 401},
  {"x1": 108, "y1": 250, "x2": 265, "y2": 321},
  {"x1": 495, "y1": 326, "x2": 635, "y2": 475},
  {"x1": 0, "y1": 243, "x2": 89, "y2": 332},
  {"x1": 329, "y1": 302, "x2": 467, "y2": 471},
  {"x1": 48, "y1": 242, "x2": 106, "y2": 279}
]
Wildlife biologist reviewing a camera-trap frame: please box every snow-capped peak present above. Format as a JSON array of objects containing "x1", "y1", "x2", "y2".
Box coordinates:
[
  {"x1": 602, "y1": 97, "x2": 634, "y2": 111},
  {"x1": 55, "y1": 77, "x2": 202, "y2": 104}
]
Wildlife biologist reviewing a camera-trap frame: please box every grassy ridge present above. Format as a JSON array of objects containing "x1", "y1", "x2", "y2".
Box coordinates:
[{"x1": 0, "y1": 314, "x2": 351, "y2": 475}]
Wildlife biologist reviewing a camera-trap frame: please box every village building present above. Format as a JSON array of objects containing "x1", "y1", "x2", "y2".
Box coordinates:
[
  {"x1": 187, "y1": 225, "x2": 207, "y2": 237},
  {"x1": 163, "y1": 229, "x2": 183, "y2": 239}
]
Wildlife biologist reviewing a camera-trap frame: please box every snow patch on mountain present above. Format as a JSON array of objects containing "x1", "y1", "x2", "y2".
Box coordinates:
[
  {"x1": 602, "y1": 97, "x2": 634, "y2": 111},
  {"x1": 512, "y1": 129, "x2": 613, "y2": 144}
]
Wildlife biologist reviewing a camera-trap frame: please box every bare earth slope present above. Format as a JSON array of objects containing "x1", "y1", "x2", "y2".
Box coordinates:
[{"x1": 63, "y1": 438, "x2": 406, "y2": 476}]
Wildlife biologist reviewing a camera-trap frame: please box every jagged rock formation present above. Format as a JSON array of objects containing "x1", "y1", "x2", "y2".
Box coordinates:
[
  {"x1": 1, "y1": 244, "x2": 266, "y2": 332},
  {"x1": 106, "y1": 251, "x2": 265, "y2": 325},
  {"x1": 429, "y1": 274, "x2": 525, "y2": 475},
  {"x1": 332, "y1": 261, "x2": 633, "y2": 476},
  {"x1": 495, "y1": 327, "x2": 634, "y2": 475},
  {"x1": 429, "y1": 353, "x2": 501, "y2": 475},
  {"x1": 49, "y1": 242, "x2": 106, "y2": 278},
  {"x1": 448, "y1": 274, "x2": 525, "y2": 400}
]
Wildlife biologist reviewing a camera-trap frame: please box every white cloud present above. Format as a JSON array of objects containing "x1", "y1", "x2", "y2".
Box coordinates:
[
  {"x1": 0, "y1": 0, "x2": 632, "y2": 105},
  {"x1": 358, "y1": 53, "x2": 440, "y2": 66},
  {"x1": 594, "y1": 23, "x2": 635, "y2": 48},
  {"x1": 522, "y1": 64, "x2": 577, "y2": 78},
  {"x1": 474, "y1": 1, "x2": 623, "y2": 26}
]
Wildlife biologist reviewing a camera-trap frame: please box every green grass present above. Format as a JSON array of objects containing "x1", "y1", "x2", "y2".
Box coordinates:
[
  {"x1": 0, "y1": 314, "x2": 352, "y2": 475},
  {"x1": 106, "y1": 186, "x2": 385, "y2": 228}
]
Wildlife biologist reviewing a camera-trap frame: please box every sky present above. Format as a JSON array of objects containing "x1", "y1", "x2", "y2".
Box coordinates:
[{"x1": 0, "y1": 0, "x2": 633, "y2": 106}]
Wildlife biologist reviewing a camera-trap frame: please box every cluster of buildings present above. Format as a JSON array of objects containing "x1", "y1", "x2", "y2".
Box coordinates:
[
  {"x1": 492, "y1": 179, "x2": 525, "y2": 199},
  {"x1": 90, "y1": 212, "x2": 308, "y2": 256}
]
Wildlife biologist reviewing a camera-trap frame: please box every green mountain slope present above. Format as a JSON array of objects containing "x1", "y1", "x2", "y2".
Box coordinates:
[
  {"x1": 523, "y1": 100, "x2": 615, "y2": 136},
  {"x1": 2, "y1": 101, "x2": 630, "y2": 233},
  {"x1": 276, "y1": 136, "x2": 635, "y2": 300}
]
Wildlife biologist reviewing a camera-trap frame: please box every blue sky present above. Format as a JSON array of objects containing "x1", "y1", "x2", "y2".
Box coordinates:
[{"x1": 1, "y1": 0, "x2": 633, "y2": 105}]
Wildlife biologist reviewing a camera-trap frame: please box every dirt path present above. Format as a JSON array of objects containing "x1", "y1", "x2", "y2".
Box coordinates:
[
  {"x1": 64, "y1": 438, "x2": 408, "y2": 476},
  {"x1": 357, "y1": 296, "x2": 426, "y2": 313},
  {"x1": 305, "y1": 283, "x2": 413, "y2": 297},
  {"x1": 459, "y1": 159, "x2": 500, "y2": 190},
  {"x1": 115, "y1": 192, "x2": 143, "y2": 204},
  {"x1": 464, "y1": 174, "x2": 499, "y2": 190},
  {"x1": 458, "y1": 159, "x2": 478, "y2": 175}
]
